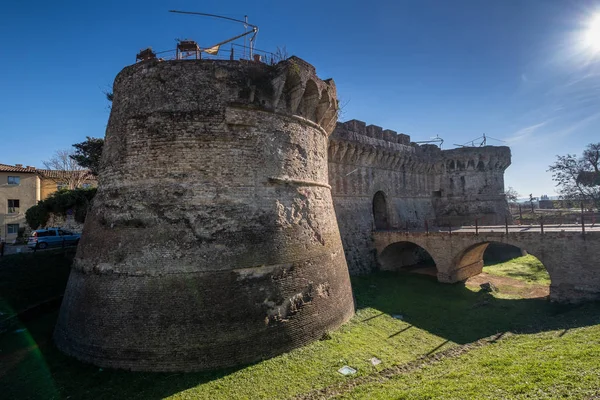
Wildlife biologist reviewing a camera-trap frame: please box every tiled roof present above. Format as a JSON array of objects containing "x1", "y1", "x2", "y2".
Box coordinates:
[
  {"x1": 0, "y1": 163, "x2": 37, "y2": 173},
  {"x1": 0, "y1": 163, "x2": 94, "y2": 180},
  {"x1": 36, "y1": 169, "x2": 93, "y2": 180}
]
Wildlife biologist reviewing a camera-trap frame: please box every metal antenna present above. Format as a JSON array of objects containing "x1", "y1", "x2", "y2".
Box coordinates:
[
  {"x1": 169, "y1": 10, "x2": 259, "y2": 58},
  {"x1": 454, "y1": 133, "x2": 506, "y2": 148},
  {"x1": 485, "y1": 135, "x2": 506, "y2": 143},
  {"x1": 415, "y1": 134, "x2": 444, "y2": 148}
]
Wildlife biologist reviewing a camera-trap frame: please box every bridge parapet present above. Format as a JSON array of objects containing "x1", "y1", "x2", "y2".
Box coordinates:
[{"x1": 373, "y1": 229, "x2": 600, "y2": 303}]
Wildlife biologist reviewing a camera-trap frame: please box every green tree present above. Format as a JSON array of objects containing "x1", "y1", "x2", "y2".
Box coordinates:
[
  {"x1": 70, "y1": 137, "x2": 104, "y2": 176},
  {"x1": 548, "y1": 142, "x2": 600, "y2": 210}
]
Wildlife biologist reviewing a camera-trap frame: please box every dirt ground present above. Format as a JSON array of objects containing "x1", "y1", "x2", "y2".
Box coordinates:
[
  {"x1": 401, "y1": 266, "x2": 549, "y2": 299},
  {"x1": 465, "y1": 272, "x2": 549, "y2": 298}
]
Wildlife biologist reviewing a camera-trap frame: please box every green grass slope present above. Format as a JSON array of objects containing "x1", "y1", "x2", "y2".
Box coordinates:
[
  {"x1": 338, "y1": 326, "x2": 600, "y2": 399},
  {"x1": 483, "y1": 255, "x2": 551, "y2": 285}
]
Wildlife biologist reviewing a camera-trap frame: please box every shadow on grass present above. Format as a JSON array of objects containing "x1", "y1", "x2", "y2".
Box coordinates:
[
  {"x1": 0, "y1": 250, "x2": 73, "y2": 316},
  {"x1": 1, "y1": 250, "x2": 248, "y2": 400},
  {"x1": 1, "y1": 309, "x2": 255, "y2": 400},
  {"x1": 352, "y1": 271, "x2": 600, "y2": 345}
]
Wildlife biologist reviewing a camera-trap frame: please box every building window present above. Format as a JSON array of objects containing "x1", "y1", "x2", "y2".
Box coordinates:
[
  {"x1": 82, "y1": 183, "x2": 92, "y2": 189},
  {"x1": 57, "y1": 182, "x2": 68, "y2": 191},
  {"x1": 7, "y1": 199, "x2": 20, "y2": 214},
  {"x1": 7, "y1": 224, "x2": 19, "y2": 235},
  {"x1": 7, "y1": 176, "x2": 20, "y2": 185}
]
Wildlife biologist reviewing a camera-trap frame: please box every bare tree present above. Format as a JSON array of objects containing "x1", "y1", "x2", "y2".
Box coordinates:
[
  {"x1": 43, "y1": 149, "x2": 90, "y2": 190},
  {"x1": 504, "y1": 186, "x2": 520, "y2": 204},
  {"x1": 548, "y1": 142, "x2": 600, "y2": 210},
  {"x1": 273, "y1": 46, "x2": 289, "y2": 63}
]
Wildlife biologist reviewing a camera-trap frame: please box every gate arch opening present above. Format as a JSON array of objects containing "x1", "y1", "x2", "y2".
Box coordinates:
[
  {"x1": 378, "y1": 241, "x2": 437, "y2": 277},
  {"x1": 372, "y1": 191, "x2": 390, "y2": 230}
]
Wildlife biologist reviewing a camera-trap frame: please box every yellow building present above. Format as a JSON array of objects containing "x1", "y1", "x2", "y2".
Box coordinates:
[{"x1": 0, "y1": 163, "x2": 95, "y2": 242}]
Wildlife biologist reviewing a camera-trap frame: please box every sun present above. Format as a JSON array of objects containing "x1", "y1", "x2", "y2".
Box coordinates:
[{"x1": 583, "y1": 13, "x2": 600, "y2": 53}]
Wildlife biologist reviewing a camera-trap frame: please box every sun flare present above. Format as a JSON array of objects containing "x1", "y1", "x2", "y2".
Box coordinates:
[{"x1": 583, "y1": 13, "x2": 600, "y2": 53}]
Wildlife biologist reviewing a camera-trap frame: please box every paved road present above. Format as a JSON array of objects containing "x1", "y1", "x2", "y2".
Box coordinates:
[{"x1": 1, "y1": 245, "x2": 31, "y2": 256}]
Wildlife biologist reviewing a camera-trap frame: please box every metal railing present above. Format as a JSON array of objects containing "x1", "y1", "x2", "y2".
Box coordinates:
[
  {"x1": 140, "y1": 44, "x2": 281, "y2": 65},
  {"x1": 376, "y1": 213, "x2": 598, "y2": 236}
]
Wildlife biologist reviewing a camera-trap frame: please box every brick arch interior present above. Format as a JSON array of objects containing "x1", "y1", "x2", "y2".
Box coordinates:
[{"x1": 378, "y1": 241, "x2": 437, "y2": 272}]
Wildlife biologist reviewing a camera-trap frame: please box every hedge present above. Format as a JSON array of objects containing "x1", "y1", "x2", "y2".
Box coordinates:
[{"x1": 25, "y1": 188, "x2": 97, "y2": 230}]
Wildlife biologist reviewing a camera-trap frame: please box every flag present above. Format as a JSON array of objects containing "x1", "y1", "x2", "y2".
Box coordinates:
[{"x1": 204, "y1": 45, "x2": 220, "y2": 55}]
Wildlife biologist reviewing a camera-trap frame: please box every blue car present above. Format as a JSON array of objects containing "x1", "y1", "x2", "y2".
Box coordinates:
[{"x1": 27, "y1": 228, "x2": 81, "y2": 250}]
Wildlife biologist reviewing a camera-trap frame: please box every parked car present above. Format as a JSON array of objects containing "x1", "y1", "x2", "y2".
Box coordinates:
[{"x1": 27, "y1": 228, "x2": 81, "y2": 250}]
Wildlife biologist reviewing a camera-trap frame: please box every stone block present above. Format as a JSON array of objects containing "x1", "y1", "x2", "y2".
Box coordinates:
[
  {"x1": 397, "y1": 133, "x2": 411, "y2": 145},
  {"x1": 366, "y1": 124, "x2": 383, "y2": 139},
  {"x1": 343, "y1": 119, "x2": 367, "y2": 134}
]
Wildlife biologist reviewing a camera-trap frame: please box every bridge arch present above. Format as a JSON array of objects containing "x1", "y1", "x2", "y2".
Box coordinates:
[
  {"x1": 372, "y1": 190, "x2": 390, "y2": 230},
  {"x1": 372, "y1": 230, "x2": 600, "y2": 303},
  {"x1": 455, "y1": 241, "x2": 551, "y2": 291},
  {"x1": 378, "y1": 241, "x2": 437, "y2": 275}
]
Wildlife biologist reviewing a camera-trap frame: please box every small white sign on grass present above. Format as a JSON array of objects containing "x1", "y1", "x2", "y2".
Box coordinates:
[{"x1": 338, "y1": 366, "x2": 357, "y2": 376}]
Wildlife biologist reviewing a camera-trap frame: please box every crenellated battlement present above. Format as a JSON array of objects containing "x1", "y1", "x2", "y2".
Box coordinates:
[
  {"x1": 439, "y1": 146, "x2": 511, "y2": 173},
  {"x1": 328, "y1": 119, "x2": 511, "y2": 174},
  {"x1": 332, "y1": 119, "x2": 411, "y2": 145},
  {"x1": 112, "y1": 56, "x2": 339, "y2": 135}
]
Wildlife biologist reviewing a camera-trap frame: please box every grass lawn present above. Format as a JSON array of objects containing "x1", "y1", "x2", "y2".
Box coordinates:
[
  {"x1": 337, "y1": 326, "x2": 600, "y2": 399},
  {"x1": 1, "y1": 253, "x2": 599, "y2": 399},
  {"x1": 483, "y1": 255, "x2": 551, "y2": 286}
]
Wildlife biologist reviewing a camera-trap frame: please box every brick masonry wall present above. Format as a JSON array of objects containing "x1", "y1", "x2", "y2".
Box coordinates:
[
  {"x1": 54, "y1": 58, "x2": 354, "y2": 372},
  {"x1": 328, "y1": 120, "x2": 511, "y2": 275}
]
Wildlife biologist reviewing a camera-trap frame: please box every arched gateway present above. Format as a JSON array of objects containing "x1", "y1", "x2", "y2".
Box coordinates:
[{"x1": 373, "y1": 191, "x2": 390, "y2": 230}]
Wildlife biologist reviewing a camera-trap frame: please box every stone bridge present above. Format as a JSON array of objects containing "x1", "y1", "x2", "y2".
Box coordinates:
[{"x1": 373, "y1": 226, "x2": 600, "y2": 303}]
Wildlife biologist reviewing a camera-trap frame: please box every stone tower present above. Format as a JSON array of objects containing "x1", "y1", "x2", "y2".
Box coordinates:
[{"x1": 54, "y1": 57, "x2": 355, "y2": 372}]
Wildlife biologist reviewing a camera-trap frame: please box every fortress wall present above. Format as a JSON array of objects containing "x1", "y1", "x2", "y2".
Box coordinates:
[
  {"x1": 55, "y1": 57, "x2": 354, "y2": 372},
  {"x1": 433, "y1": 146, "x2": 512, "y2": 226},
  {"x1": 328, "y1": 120, "x2": 511, "y2": 274},
  {"x1": 328, "y1": 121, "x2": 437, "y2": 274}
]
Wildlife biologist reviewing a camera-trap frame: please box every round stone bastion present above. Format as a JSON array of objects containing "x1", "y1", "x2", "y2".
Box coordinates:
[{"x1": 54, "y1": 57, "x2": 355, "y2": 372}]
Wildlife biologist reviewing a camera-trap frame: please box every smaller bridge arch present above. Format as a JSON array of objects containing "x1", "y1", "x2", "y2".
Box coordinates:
[{"x1": 378, "y1": 241, "x2": 437, "y2": 275}]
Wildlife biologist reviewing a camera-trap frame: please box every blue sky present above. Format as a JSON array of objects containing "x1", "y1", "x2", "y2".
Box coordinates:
[{"x1": 1, "y1": 0, "x2": 600, "y2": 197}]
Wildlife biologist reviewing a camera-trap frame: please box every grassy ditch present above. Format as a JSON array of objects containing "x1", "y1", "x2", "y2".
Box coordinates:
[{"x1": 0, "y1": 255, "x2": 599, "y2": 399}]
